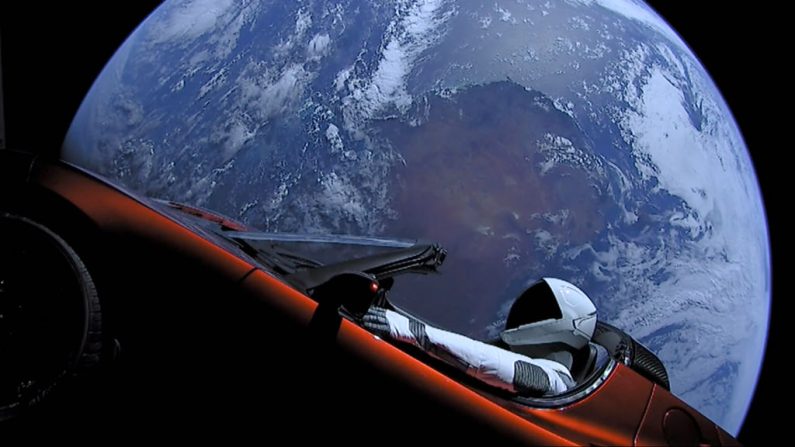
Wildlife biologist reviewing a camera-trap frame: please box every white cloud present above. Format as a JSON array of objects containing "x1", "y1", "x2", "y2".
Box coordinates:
[
  {"x1": 567, "y1": 0, "x2": 687, "y2": 50},
  {"x1": 307, "y1": 33, "x2": 331, "y2": 60},
  {"x1": 275, "y1": 8, "x2": 313, "y2": 55},
  {"x1": 325, "y1": 123, "x2": 344, "y2": 153},
  {"x1": 320, "y1": 172, "x2": 367, "y2": 222},
  {"x1": 334, "y1": 66, "x2": 353, "y2": 92},
  {"x1": 494, "y1": 5, "x2": 516, "y2": 24},
  {"x1": 149, "y1": 0, "x2": 236, "y2": 44},
  {"x1": 342, "y1": 0, "x2": 454, "y2": 128},
  {"x1": 238, "y1": 63, "x2": 308, "y2": 122}
]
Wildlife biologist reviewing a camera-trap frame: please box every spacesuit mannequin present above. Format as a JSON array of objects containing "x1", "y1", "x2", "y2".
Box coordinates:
[{"x1": 363, "y1": 278, "x2": 597, "y2": 397}]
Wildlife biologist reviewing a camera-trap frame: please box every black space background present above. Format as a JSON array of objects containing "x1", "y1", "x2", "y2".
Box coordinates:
[{"x1": 0, "y1": 2, "x2": 782, "y2": 443}]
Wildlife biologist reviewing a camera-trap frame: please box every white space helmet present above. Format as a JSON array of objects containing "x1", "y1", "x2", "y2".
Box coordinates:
[{"x1": 500, "y1": 278, "x2": 597, "y2": 352}]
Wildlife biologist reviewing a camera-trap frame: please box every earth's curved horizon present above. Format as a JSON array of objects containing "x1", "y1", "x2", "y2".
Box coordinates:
[{"x1": 63, "y1": 0, "x2": 770, "y2": 434}]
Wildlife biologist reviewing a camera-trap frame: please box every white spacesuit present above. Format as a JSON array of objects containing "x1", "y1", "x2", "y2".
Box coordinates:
[{"x1": 363, "y1": 278, "x2": 597, "y2": 397}]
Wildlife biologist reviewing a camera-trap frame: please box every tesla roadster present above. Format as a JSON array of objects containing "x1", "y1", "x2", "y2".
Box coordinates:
[{"x1": 0, "y1": 149, "x2": 738, "y2": 445}]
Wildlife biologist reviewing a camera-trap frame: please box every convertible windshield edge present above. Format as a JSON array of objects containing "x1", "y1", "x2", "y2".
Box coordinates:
[{"x1": 226, "y1": 231, "x2": 416, "y2": 249}]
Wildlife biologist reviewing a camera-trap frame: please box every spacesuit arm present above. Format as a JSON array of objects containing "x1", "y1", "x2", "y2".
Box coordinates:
[{"x1": 363, "y1": 307, "x2": 574, "y2": 396}]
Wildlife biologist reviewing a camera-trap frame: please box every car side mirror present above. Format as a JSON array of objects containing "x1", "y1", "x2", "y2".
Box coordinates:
[{"x1": 309, "y1": 271, "x2": 380, "y2": 317}]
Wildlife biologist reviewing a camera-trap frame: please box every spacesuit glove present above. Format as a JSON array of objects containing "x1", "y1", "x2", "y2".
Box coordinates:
[
  {"x1": 362, "y1": 307, "x2": 420, "y2": 346},
  {"x1": 362, "y1": 307, "x2": 392, "y2": 338}
]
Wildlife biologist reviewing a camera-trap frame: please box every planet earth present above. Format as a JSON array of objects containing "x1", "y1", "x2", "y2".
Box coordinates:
[{"x1": 63, "y1": 0, "x2": 770, "y2": 435}]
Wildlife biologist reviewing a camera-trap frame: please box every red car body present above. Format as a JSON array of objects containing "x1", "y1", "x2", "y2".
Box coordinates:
[{"x1": 0, "y1": 149, "x2": 738, "y2": 445}]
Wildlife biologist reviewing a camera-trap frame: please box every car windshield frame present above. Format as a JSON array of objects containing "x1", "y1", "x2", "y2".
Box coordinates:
[{"x1": 154, "y1": 198, "x2": 446, "y2": 289}]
